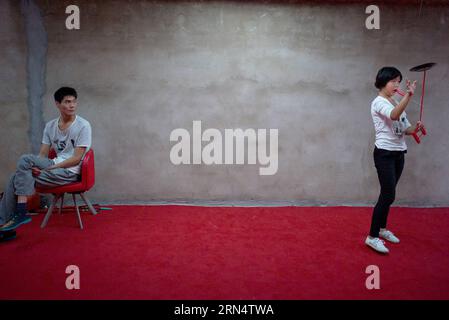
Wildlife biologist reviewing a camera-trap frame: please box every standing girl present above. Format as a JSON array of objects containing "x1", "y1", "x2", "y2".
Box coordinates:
[{"x1": 366, "y1": 66, "x2": 425, "y2": 254}]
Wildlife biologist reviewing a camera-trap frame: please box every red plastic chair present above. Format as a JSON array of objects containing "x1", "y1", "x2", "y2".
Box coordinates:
[{"x1": 36, "y1": 149, "x2": 97, "y2": 229}]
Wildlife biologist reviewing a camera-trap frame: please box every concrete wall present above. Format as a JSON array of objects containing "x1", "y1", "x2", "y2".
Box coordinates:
[
  {"x1": 1, "y1": 0, "x2": 449, "y2": 205},
  {"x1": 0, "y1": 1, "x2": 28, "y2": 174}
]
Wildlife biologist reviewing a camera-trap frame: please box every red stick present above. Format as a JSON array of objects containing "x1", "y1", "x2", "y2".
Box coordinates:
[{"x1": 420, "y1": 71, "x2": 426, "y2": 122}]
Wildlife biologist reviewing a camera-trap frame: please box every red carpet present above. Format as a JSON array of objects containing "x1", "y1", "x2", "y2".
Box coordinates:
[{"x1": 1, "y1": 206, "x2": 449, "y2": 300}]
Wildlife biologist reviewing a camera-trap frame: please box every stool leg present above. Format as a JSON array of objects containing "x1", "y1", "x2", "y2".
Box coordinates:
[
  {"x1": 41, "y1": 194, "x2": 60, "y2": 228},
  {"x1": 80, "y1": 193, "x2": 97, "y2": 215},
  {"x1": 72, "y1": 194, "x2": 83, "y2": 229},
  {"x1": 59, "y1": 193, "x2": 65, "y2": 215}
]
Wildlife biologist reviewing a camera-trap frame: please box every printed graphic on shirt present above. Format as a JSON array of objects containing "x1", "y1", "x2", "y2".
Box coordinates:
[
  {"x1": 54, "y1": 139, "x2": 67, "y2": 152},
  {"x1": 392, "y1": 116, "x2": 408, "y2": 136}
]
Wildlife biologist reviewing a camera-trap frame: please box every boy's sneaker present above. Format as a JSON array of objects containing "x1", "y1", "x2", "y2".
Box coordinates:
[
  {"x1": 0, "y1": 215, "x2": 32, "y2": 232},
  {"x1": 365, "y1": 236, "x2": 389, "y2": 254},
  {"x1": 0, "y1": 230, "x2": 17, "y2": 242},
  {"x1": 379, "y1": 229, "x2": 400, "y2": 243}
]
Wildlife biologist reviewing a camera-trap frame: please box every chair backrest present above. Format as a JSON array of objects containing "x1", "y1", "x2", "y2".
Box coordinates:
[
  {"x1": 81, "y1": 149, "x2": 95, "y2": 191},
  {"x1": 48, "y1": 148, "x2": 57, "y2": 160}
]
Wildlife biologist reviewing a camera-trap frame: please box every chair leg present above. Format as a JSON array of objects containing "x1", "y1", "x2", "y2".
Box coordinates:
[
  {"x1": 59, "y1": 193, "x2": 65, "y2": 215},
  {"x1": 79, "y1": 193, "x2": 97, "y2": 215},
  {"x1": 41, "y1": 194, "x2": 60, "y2": 228},
  {"x1": 72, "y1": 194, "x2": 84, "y2": 230}
]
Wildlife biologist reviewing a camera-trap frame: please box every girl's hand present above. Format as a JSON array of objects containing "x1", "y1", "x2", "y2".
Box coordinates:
[
  {"x1": 406, "y1": 80, "x2": 417, "y2": 95},
  {"x1": 417, "y1": 121, "x2": 425, "y2": 132}
]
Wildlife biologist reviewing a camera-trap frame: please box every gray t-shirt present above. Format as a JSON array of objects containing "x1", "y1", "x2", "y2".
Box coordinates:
[{"x1": 42, "y1": 115, "x2": 92, "y2": 174}]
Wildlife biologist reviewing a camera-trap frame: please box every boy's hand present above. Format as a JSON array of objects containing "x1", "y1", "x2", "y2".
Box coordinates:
[
  {"x1": 32, "y1": 167, "x2": 41, "y2": 177},
  {"x1": 406, "y1": 80, "x2": 417, "y2": 95}
]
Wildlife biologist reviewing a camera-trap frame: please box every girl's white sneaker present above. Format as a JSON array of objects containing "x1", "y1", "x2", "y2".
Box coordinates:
[
  {"x1": 379, "y1": 229, "x2": 400, "y2": 243},
  {"x1": 365, "y1": 236, "x2": 389, "y2": 254}
]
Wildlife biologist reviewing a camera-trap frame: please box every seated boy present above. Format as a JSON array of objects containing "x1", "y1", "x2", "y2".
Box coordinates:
[{"x1": 0, "y1": 87, "x2": 92, "y2": 232}]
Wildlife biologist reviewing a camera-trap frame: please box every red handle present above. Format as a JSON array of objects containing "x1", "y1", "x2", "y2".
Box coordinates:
[
  {"x1": 421, "y1": 126, "x2": 427, "y2": 135},
  {"x1": 412, "y1": 131, "x2": 421, "y2": 144},
  {"x1": 412, "y1": 126, "x2": 427, "y2": 144}
]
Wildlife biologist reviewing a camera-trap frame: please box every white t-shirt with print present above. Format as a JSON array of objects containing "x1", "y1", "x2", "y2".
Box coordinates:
[
  {"x1": 42, "y1": 115, "x2": 92, "y2": 174},
  {"x1": 371, "y1": 95, "x2": 411, "y2": 151}
]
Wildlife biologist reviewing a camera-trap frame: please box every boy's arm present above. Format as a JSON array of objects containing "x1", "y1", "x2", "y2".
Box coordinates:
[
  {"x1": 45, "y1": 147, "x2": 87, "y2": 170},
  {"x1": 38, "y1": 144, "x2": 50, "y2": 158},
  {"x1": 32, "y1": 144, "x2": 52, "y2": 176}
]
